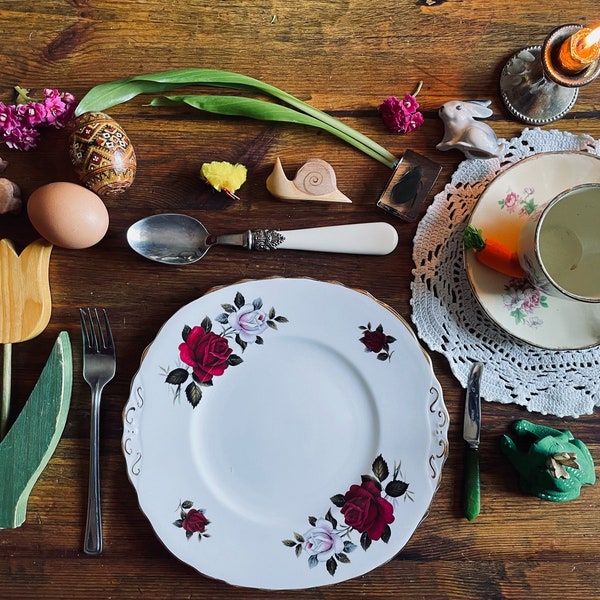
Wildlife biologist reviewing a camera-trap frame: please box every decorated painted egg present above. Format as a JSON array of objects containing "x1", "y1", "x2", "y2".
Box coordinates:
[{"x1": 68, "y1": 111, "x2": 136, "y2": 196}]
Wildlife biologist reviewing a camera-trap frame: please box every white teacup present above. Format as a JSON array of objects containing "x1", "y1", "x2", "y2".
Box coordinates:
[{"x1": 518, "y1": 183, "x2": 600, "y2": 303}]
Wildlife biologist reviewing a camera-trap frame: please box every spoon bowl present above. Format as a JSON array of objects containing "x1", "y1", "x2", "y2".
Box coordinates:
[{"x1": 127, "y1": 213, "x2": 398, "y2": 265}]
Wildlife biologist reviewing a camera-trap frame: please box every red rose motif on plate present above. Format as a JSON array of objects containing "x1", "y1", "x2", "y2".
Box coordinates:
[
  {"x1": 174, "y1": 500, "x2": 210, "y2": 541},
  {"x1": 179, "y1": 325, "x2": 233, "y2": 383},
  {"x1": 360, "y1": 329, "x2": 387, "y2": 353},
  {"x1": 359, "y1": 323, "x2": 396, "y2": 361},
  {"x1": 165, "y1": 291, "x2": 287, "y2": 407},
  {"x1": 340, "y1": 480, "x2": 395, "y2": 541},
  {"x1": 181, "y1": 508, "x2": 209, "y2": 534},
  {"x1": 284, "y1": 454, "x2": 409, "y2": 576}
]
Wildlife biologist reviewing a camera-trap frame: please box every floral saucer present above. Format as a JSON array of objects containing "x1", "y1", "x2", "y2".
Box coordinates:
[
  {"x1": 465, "y1": 151, "x2": 600, "y2": 350},
  {"x1": 122, "y1": 278, "x2": 448, "y2": 589}
]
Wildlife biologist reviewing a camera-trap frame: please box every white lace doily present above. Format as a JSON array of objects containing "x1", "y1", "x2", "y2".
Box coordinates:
[{"x1": 411, "y1": 127, "x2": 600, "y2": 418}]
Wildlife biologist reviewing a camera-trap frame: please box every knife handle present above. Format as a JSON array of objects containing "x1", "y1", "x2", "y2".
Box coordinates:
[{"x1": 464, "y1": 446, "x2": 480, "y2": 521}]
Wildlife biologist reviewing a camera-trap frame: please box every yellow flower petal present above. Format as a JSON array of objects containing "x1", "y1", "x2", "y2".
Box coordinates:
[{"x1": 200, "y1": 161, "x2": 247, "y2": 196}]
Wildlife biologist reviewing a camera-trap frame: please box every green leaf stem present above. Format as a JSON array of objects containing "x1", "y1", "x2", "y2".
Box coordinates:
[
  {"x1": 151, "y1": 95, "x2": 392, "y2": 166},
  {"x1": 74, "y1": 68, "x2": 398, "y2": 168}
]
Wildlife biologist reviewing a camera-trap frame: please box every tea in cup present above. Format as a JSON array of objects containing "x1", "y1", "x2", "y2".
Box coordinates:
[{"x1": 518, "y1": 183, "x2": 600, "y2": 303}]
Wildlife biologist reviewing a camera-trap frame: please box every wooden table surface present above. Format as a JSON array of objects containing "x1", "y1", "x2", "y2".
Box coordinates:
[{"x1": 1, "y1": 1, "x2": 600, "y2": 598}]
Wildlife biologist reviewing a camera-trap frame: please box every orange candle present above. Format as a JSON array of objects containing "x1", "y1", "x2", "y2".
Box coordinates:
[{"x1": 557, "y1": 25, "x2": 600, "y2": 74}]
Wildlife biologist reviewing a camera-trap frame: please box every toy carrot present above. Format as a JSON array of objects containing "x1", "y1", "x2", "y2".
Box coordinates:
[{"x1": 463, "y1": 225, "x2": 526, "y2": 278}]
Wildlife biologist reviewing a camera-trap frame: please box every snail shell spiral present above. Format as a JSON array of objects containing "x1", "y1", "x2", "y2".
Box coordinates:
[
  {"x1": 266, "y1": 157, "x2": 352, "y2": 203},
  {"x1": 293, "y1": 159, "x2": 337, "y2": 196}
]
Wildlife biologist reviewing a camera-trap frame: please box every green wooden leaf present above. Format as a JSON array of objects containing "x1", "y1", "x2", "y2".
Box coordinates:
[{"x1": 0, "y1": 332, "x2": 73, "y2": 529}]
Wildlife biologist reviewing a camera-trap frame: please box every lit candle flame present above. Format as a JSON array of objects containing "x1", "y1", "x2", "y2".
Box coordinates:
[{"x1": 557, "y1": 25, "x2": 600, "y2": 74}]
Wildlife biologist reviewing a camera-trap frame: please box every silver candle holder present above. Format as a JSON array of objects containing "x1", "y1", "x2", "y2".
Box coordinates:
[{"x1": 500, "y1": 24, "x2": 600, "y2": 125}]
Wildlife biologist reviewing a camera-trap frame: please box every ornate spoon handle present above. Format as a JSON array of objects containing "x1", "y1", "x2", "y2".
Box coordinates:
[{"x1": 211, "y1": 222, "x2": 398, "y2": 255}]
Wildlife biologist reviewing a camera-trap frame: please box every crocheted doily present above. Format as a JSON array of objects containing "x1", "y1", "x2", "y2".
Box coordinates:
[{"x1": 411, "y1": 127, "x2": 600, "y2": 418}]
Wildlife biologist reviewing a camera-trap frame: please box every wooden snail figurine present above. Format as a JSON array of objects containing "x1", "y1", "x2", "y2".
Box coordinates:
[
  {"x1": 266, "y1": 157, "x2": 352, "y2": 203},
  {"x1": 436, "y1": 100, "x2": 504, "y2": 159}
]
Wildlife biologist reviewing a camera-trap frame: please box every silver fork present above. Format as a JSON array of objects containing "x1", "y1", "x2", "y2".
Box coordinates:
[{"x1": 79, "y1": 308, "x2": 116, "y2": 555}]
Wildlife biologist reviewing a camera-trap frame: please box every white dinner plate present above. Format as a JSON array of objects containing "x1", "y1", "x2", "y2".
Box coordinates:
[
  {"x1": 465, "y1": 151, "x2": 600, "y2": 350},
  {"x1": 122, "y1": 277, "x2": 448, "y2": 589}
]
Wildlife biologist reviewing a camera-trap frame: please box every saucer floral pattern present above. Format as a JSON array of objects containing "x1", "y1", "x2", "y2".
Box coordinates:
[
  {"x1": 497, "y1": 186, "x2": 548, "y2": 327},
  {"x1": 503, "y1": 278, "x2": 548, "y2": 327},
  {"x1": 498, "y1": 186, "x2": 537, "y2": 216},
  {"x1": 283, "y1": 454, "x2": 410, "y2": 577},
  {"x1": 164, "y1": 291, "x2": 288, "y2": 407}
]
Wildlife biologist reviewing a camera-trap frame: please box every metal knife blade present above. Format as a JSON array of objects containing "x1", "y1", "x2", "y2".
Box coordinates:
[{"x1": 463, "y1": 362, "x2": 483, "y2": 521}]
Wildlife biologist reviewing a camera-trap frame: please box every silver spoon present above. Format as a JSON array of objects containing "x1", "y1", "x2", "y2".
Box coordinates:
[{"x1": 127, "y1": 213, "x2": 398, "y2": 265}]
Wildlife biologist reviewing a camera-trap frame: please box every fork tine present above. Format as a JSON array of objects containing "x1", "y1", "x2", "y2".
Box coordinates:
[
  {"x1": 98, "y1": 309, "x2": 114, "y2": 351},
  {"x1": 90, "y1": 308, "x2": 103, "y2": 351},
  {"x1": 80, "y1": 308, "x2": 113, "y2": 353},
  {"x1": 79, "y1": 308, "x2": 94, "y2": 351}
]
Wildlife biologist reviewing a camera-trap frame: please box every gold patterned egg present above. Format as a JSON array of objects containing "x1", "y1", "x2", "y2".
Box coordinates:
[{"x1": 68, "y1": 111, "x2": 136, "y2": 196}]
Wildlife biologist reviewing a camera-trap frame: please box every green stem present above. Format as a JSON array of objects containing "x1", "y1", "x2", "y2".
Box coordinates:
[
  {"x1": 243, "y1": 80, "x2": 398, "y2": 167},
  {"x1": 14, "y1": 86, "x2": 32, "y2": 104},
  {"x1": 1, "y1": 343, "x2": 12, "y2": 440},
  {"x1": 74, "y1": 69, "x2": 400, "y2": 168}
]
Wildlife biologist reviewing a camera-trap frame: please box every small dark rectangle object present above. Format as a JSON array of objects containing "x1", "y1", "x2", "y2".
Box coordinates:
[{"x1": 377, "y1": 150, "x2": 442, "y2": 222}]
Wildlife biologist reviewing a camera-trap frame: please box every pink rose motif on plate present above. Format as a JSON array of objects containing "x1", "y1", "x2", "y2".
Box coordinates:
[
  {"x1": 283, "y1": 455, "x2": 410, "y2": 577},
  {"x1": 498, "y1": 187, "x2": 537, "y2": 215},
  {"x1": 164, "y1": 291, "x2": 288, "y2": 407},
  {"x1": 302, "y1": 519, "x2": 345, "y2": 564},
  {"x1": 503, "y1": 278, "x2": 548, "y2": 327},
  {"x1": 220, "y1": 301, "x2": 269, "y2": 347},
  {"x1": 174, "y1": 500, "x2": 210, "y2": 541},
  {"x1": 359, "y1": 323, "x2": 396, "y2": 361}
]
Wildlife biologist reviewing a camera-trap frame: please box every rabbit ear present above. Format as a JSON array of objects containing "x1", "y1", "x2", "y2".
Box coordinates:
[{"x1": 463, "y1": 100, "x2": 493, "y2": 118}]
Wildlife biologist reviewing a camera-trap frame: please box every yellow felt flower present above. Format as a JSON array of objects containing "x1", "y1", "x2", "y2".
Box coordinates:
[{"x1": 200, "y1": 161, "x2": 247, "y2": 198}]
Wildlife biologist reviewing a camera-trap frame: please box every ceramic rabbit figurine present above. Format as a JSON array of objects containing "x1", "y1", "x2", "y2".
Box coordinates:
[{"x1": 436, "y1": 100, "x2": 504, "y2": 159}]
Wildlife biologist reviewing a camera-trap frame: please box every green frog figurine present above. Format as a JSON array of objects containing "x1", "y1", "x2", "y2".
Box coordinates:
[{"x1": 500, "y1": 420, "x2": 596, "y2": 502}]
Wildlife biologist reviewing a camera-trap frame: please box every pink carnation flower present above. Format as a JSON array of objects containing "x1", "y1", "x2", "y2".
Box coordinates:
[
  {"x1": 0, "y1": 103, "x2": 20, "y2": 132},
  {"x1": 17, "y1": 102, "x2": 48, "y2": 128},
  {"x1": 0, "y1": 86, "x2": 77, "y2": 150},
  {"x1": 379, "y1": 82, "x2": 424, "y2": 135}
]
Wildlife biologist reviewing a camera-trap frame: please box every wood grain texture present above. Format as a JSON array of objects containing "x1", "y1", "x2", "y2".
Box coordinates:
[
  {"x1": 0, "y1": 239, "x2": 52, "y2": 343},
  {"x1": 1, "y1": 0, "x2": 600, "y2": 598}
]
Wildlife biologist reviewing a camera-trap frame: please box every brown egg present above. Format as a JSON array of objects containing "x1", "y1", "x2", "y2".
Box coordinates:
[
  {"x1": 68, "y1": 111, "x2": 136, "y2": 196},
  {"x1": 27, "y1": 182, "x2": 109, "y2": 249}
]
